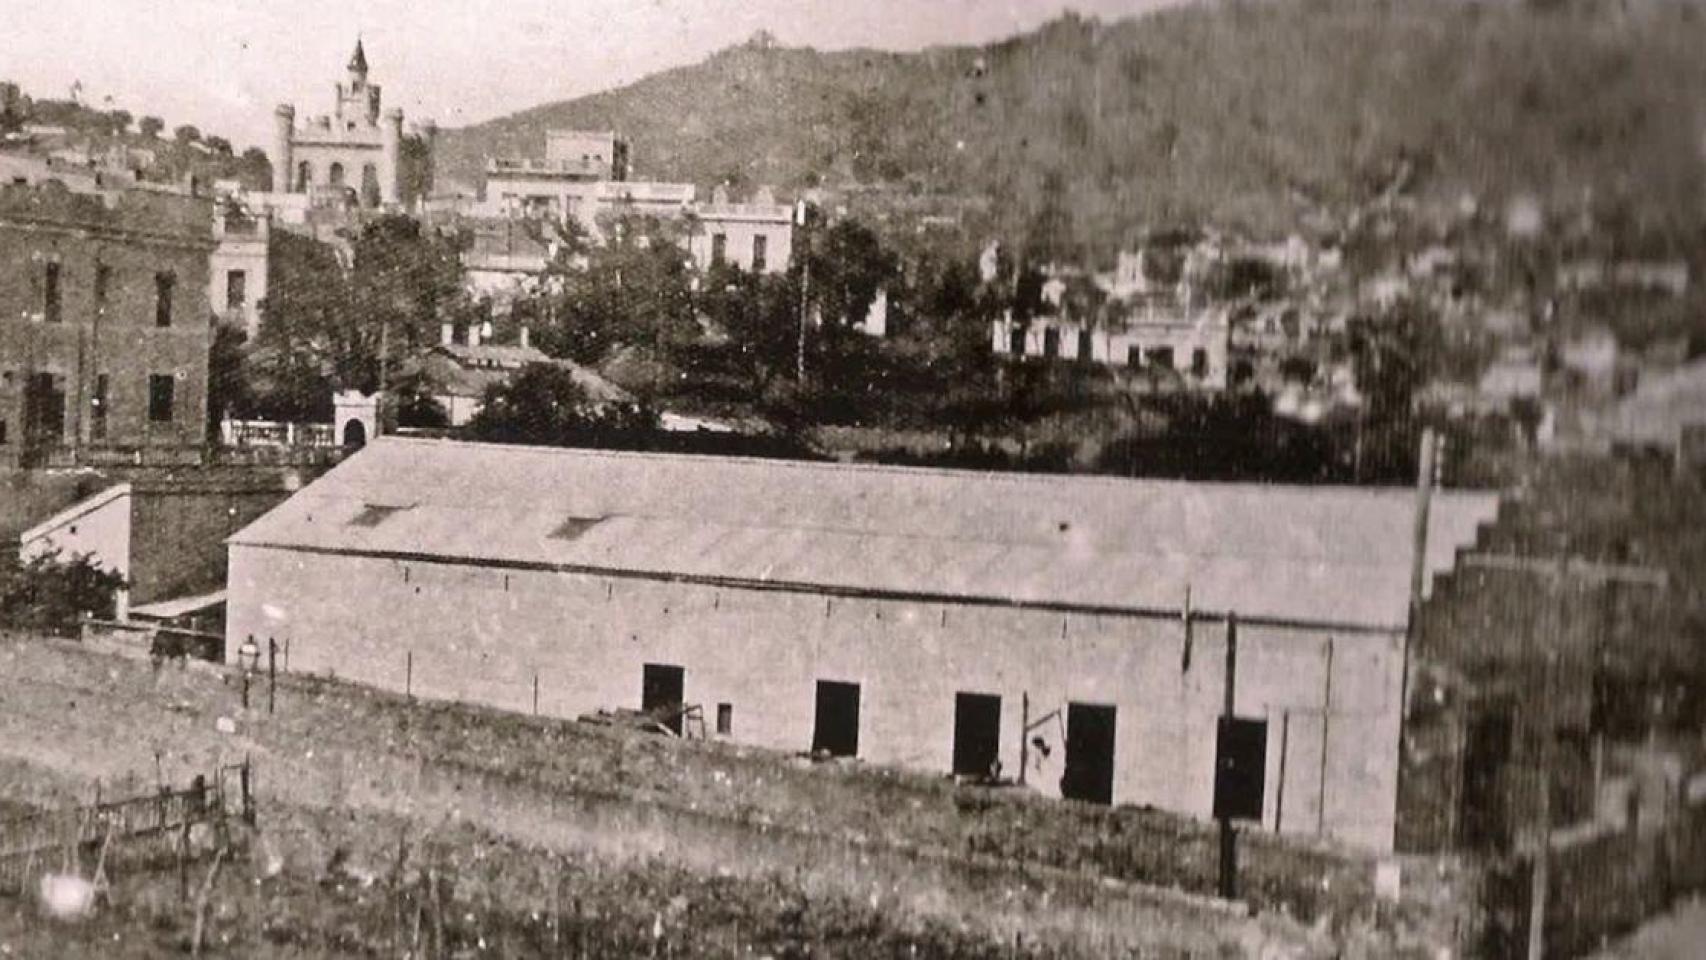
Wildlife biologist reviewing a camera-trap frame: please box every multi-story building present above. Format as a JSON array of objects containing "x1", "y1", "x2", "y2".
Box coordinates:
[
  {"x1": 209, "y1": 205, "x2": 270, "y2": 339},
  {"x1": 267, "y1": 41, "x2": 436, "y2": 212},
  {"x1": 688, "y1": 186, "x2": 794, "y2": 276},
  {"x1": 0, "y1": 180, "x2": 215, "y2": 467},
  {"x1": 481, "y1": 130, "x2": 794, "y2": 274}
]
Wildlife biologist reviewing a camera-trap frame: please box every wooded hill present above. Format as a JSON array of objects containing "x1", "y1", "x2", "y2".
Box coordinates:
[{"x1": 439, "y1": 0, "x2": 1706, "y2": 259}]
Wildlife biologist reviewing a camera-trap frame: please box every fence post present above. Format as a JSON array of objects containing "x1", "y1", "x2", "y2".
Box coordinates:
[
  {"x1": 406, "y1": 650, "x2": 413, "y2": 700},
  {"x1": 240, "y1": 755, "x2": 254, "y2": 826},
  {"x1": 267, "y1": 637, "x2": 277, "y2": 715}
]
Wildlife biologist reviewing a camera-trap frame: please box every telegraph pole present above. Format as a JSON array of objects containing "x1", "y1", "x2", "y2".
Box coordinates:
[
  {"x1": 795, "y1": 199, "x2": 811, "y2": 384},
  {"x1": 1218, "y1": 612, "x2": 1239, "y2": 899}
]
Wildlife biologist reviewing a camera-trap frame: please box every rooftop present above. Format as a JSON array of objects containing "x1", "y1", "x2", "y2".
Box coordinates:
[{"x1": 231, "y1": 438, "x2": 1500, "y2": 629}]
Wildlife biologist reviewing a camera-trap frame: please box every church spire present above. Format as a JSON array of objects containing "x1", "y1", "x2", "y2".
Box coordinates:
[{"x1": 348, "y1": 38, "x2": 369, "y2": 79}]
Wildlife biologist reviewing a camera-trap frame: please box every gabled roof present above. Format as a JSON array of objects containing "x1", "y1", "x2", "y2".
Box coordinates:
[{"x1": 231, "y1": 439, "x2": 1500, "y2": 630}]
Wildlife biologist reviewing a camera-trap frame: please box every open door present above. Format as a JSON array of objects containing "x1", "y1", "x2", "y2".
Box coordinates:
[
  {"x1": 641, "y1": 663, "x2": 685, "y2": 736},
  {"x1": 813, "y1": 680, "x2": 861, "y2": 757},
  {"x1": 952, "y1": 692, "x2": 1001, "y2": 777},
  {"x1": 1062, "y1": 702, "x2": 1117, "y2": 804}
]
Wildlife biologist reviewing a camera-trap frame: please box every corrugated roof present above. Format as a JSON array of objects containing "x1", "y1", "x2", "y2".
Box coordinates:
[{"x1": 230, "y1": 438, "x2": 1500, "y2": 629}]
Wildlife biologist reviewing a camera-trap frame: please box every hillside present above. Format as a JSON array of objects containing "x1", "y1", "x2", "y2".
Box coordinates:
[
  {"x1": 440, "y1": 0, "x2": 1706, "y2": 257},
  {"x1": 0, "y1": 84, "x2": 270, "y2": 191}
]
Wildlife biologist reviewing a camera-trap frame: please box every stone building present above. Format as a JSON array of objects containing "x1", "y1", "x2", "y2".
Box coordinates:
[
  {"x1": 226, "y1": 437, "x2": 1498, "y2": 852},
  {"x1": 269, "y1": 41, "x2": 436, "y2": 211},
  {"x1": 0, "y1": 180, "x2": 215, "y2": 467}
]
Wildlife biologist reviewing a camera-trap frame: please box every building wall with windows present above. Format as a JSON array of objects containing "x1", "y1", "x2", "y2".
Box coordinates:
[
  {"x1": 992, "y1": 309, "x2": 1232, "y2": 390},
  {"x1": 209, "y1": 207, "x2": 270, "y2": 339},
  {"x1": 0, "y1": 182, "x2": 214, "y2": 467},
  {"x1": 227, "y1": 438, "x2": 1500, "y2": 853},
  {"x1": 688, "y1": 200, "x2": 794, "y2": 275}
]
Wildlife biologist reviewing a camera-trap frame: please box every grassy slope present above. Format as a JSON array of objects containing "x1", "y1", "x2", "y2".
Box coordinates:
[{"x1": 440, "y1": 0, "x2": 1706, "y2": 253}]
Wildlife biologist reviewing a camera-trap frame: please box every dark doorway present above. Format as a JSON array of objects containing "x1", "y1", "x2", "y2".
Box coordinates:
[
  {"x1": 1062, "y1": 702, "x2": 1117, "y2": 804},
  {"x1": 952, "y1": 692, "x2": 1002, "y2": 777},
  {"x1": 1460, "y1": 706, "x2": 1513, "y2": 851},
  {"x1": 342, "y1": 419, "x2": 367, "y2": 448},
  {"x1": 641, "y1": 663, "x2": 686, "y2": 736},
  {"x1": 813, "y1": 680, "x2": 861, "y2": 757}
]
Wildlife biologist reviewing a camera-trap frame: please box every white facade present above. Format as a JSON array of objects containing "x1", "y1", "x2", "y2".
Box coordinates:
[
  {"x1": 225, "y1": 439, "x2": 1499, "y2": 852},
  {"x1": 993, "y1": 310, "x2": 1232, "y2": 390},
  {"x1": 209, "y1": 209, "x2": 270, "y2": 338}
]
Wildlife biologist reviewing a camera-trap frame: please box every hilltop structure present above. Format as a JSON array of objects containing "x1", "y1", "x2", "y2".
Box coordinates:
[{"x1": 268, "y1": 41, "x2": 436, "y2": 212}]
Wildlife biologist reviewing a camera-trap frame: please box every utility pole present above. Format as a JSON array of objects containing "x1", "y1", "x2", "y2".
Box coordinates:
[
  {"x1": 1218, "y1": 612, "x2": 1239, "y2": 900},
  {"x1": 376, "y1": 316, "x2": 390, "y2": 437},
  {"x1": 1396, "y1": 428, "x2": 1440, "y2": 801},
  {"x1": 797, "y1": 245, "x2": 810, "y2": 384}
]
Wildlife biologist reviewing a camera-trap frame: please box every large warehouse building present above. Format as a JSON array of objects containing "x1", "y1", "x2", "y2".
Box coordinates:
[{"x1": 226, "y1": 438, "x2": 1499, "y2": 852}]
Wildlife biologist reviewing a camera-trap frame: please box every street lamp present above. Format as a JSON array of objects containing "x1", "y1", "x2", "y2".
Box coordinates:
[{"x1": 237, "y1": 636, "x2": 260, "y2": 709}]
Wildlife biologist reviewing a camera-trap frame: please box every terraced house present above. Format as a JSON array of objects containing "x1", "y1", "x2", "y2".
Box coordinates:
[{"x1": 0, "y1": 178, "x2": 215, "y2": 468}]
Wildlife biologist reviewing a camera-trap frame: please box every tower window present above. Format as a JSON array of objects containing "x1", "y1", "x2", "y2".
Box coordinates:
[
  {"x1": 711, "y1": 234, "x2": 727, "y2": 266},
  {"x1": 154, "y1": 272, "x2": 175, "y2": 327},
  {"x1": 43, "y1": 261, "x2": 62, "y2": 323},
  {"x1": 752, "y1": 235, "x2": 768, "y2": 273},
  {"x1": 91, "y1": 374, "x2": 108, "y2": 441},
  {"x1": 94, "y1": 262, "x2": 111, "y2": 310},
  {"x1": 148, "y1": 374, "x2": 174, "y2": 423},
  {"x1": 226, "y1": 269, "x2": 247, "y2": 311}
]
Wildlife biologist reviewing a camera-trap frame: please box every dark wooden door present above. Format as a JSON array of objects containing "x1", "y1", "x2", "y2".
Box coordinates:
[
  {"x1": 952, "y1": 692, "x2": 1001, "y2": 777},
  {"x1": 813, "y1": 680, "x2": 861, "y2": 757},
  {"x1": 1062, "y1": 702, "x2": 1117, "y2": 804}
]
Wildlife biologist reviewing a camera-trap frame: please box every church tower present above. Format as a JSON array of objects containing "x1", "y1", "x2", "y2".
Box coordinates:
[{"x1": 335, "y1": 39, "x2": 381, "y2": 127}]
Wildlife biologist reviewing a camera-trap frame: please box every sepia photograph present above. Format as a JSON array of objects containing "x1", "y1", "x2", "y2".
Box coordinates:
[{"x1": 2, "y1": 0, "x2": 1705, "y2": 955}]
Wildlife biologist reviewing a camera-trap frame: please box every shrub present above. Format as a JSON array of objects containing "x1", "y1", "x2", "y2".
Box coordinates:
[{"x1": 0, "y1": 549, "x2": 125, "y2": 637}]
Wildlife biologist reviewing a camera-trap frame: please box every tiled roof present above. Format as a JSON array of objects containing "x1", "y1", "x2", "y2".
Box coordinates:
[{"x1": 231, "y1": 438, "x2": 1500, "y2": 629}]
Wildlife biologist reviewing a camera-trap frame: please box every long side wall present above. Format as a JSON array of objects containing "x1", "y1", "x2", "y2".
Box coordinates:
[{"x1": 227, "y1": 545, "x2": 1406, "y2": 851}]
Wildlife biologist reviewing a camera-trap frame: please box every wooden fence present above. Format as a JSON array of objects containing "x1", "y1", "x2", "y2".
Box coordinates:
[{"x1": 0, "y1": 760, "x2": 252, "y2": 897}]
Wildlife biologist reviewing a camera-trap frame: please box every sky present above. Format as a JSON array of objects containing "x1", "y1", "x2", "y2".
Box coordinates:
[{"x1": 3, "y1": 0, "x2": 1188, "y2": 149}]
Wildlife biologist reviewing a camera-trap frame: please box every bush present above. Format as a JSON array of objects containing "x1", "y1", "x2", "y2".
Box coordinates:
[{"x1": 0, "y1": 549, "x2": 125, "y2": 637}]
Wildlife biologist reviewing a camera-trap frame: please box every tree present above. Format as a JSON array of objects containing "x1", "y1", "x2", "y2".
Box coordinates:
[
  {"x1": 1345, "y1": 299, "x2": 1443, "y2": 481},
  {"x1": 106, "y1": 109, "x2": 132, "y2": 136},
  {"x1": 238, "y1": 147, "x2": 272, "y2": 190},
  {"x1": 206, "y1": 322, "x2": 253, "y2": 439},
  {"x1": 532, "y1": 215, "x2": 697, "y2": 374},
  {"x1": 138, "y1": 115, "x2": 164, "y2": 139},
  {"x1": 466, "y1": 362, "x2": 656, "y2": 447},
  {"x1": 699, "y1": 262, "x2": 801, "y2": 399},
  {"x1": 250, "y1": 219, "x2": 472, "y2": 421},
  {"x1": 802, "y1": 216, "x2": 896, "y2": 330},
  {"x1": 204, "y1": 135, "x2": 233, "y2": 156},
  {"x1": 0, "y1": 550, "x2": 124, "y2": 637},
  {"x1": 172, "y1": 124, "x2": 201, "y2": 144}
]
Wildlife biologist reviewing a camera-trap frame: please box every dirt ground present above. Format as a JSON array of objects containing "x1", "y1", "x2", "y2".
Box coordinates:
[
  {"x1": 0, "y1": 635, "x2": 1334, "y2": 957},
  {"x1": 1589, "y1": 894, "x2": 1706, "y2": 960}
]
